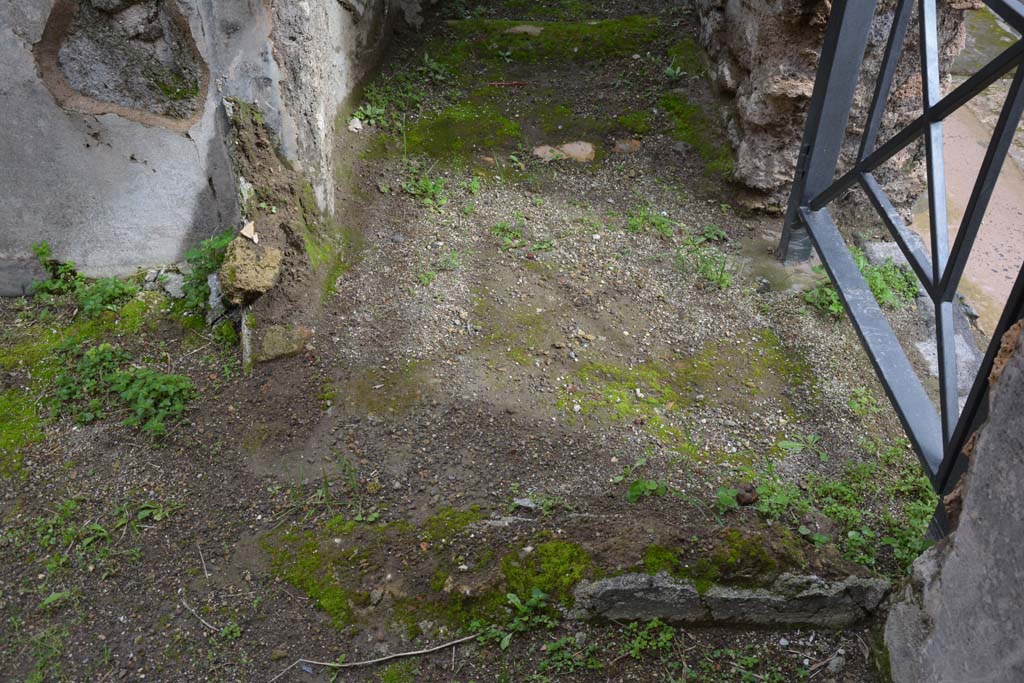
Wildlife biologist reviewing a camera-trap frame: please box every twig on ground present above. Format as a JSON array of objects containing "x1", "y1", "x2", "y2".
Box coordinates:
[
  {"x1": 180, "y1": 598, "x2": 219, "y2": 633},
  {"x1": 268, "y1": 632, "x2": 482, "y2": 683},
  {"x1": 197, "y1": 543, "x2": 210, "y2": 579}
]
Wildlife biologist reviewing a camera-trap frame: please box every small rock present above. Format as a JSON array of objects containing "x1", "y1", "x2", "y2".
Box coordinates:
[
  {"x1": 390, "y1": 233, "x2": 406, "y2": 244},
  {"x1": 270, "y1": 648, "x2": 288, "y2": 661},
  {"x1": 370, "y1": 588, "x2": 384, "y2": 606},
  {"x1": 533, "y1": 141, "x2": 596, "y2": 163},
  {"x1": 506, "y1": 24, "x2": 544, "y2": 36},
  {"x1": 205, "y1": 273, "x2": 225, "y2": 324},
  {"x1": 827, "y1": 654, "x2": 846, "y2": 674},
  {"x1": 161, "y1": 272, "x2": 185, "y2": 299},
  {"x1": 512, "y1": 497, "x2": 538, "y2": 510},
  {"x1": 218, "y1": 237, "x2": 283, "y2": 306},
  {"x1": 348, "y1": 117, "x2": 364, "y2": 133},
  {"x1": 779, "y1": 638, "x2": 790, "y2": 647},
  {"x1": 736, "y1": 483, "x2": 759, "y2": 506},
  {"x1": 238, "y1": 176, "x2": 255, "y2": 206},
  {"x1": 612, "y1": 139, "x2": 642, "y2": 154},
  {"x1": 254, "y1": 324, "x2": 314, "y2": 363}
]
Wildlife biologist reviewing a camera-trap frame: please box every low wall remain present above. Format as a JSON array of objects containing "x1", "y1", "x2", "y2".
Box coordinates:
[{"x1": 0, "y1": 0, "x2": 405, "y2": 294}]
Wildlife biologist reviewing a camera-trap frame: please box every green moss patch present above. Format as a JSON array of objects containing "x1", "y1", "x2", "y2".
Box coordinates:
[
  {"x1": 422, "y1": 506, "x2": 484, "y2": 542},
  {"x1": 561, "y1": 330, "x2": 815, "y2": 459},
  {"x1": 405, "y1": 103, "x2": 522, "y2": 161},
  {"x1": 616, "y1": 110, "x2": 653, "y2": 135},
  {"x1": 262, "y1": 520, "x2": 372, "y2": 629},
  {"x1": 667, "y1": 38, "x2": 707, "y2": 77},
  {"x1": 502, "y1": 540, "x2": 591, "y2": 606},
  {"x1": 645, "y1": 528, "x2": 804, "y2": 595},
  {"x1": 660, "y1": 92, "x2": 733, "y2": 176},
  {"x1": 449, "y1": 16, "x2": 661, "y2": 64},
  {"x1": 0, "y1": 390, "x2": 44, "y2": 478}
]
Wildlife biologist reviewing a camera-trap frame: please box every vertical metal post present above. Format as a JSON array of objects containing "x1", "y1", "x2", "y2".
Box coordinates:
[
  {"x1": 918, "y1": 0, "x2": 959, "y2": 443},
  {"x1": 778, "y1": 0, "x2": 880, "y2": 263}
]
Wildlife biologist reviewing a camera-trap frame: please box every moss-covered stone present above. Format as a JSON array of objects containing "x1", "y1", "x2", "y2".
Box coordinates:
[{"x1": 254, "y1": 324, "x2": 312, "y2": 363}]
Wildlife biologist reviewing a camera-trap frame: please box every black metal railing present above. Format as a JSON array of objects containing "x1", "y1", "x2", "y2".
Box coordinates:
[{"x1": 779, "y1": 0, "x2": 1024, "y2": 536}]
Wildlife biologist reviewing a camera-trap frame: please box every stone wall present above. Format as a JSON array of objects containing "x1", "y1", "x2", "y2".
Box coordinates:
[
  {"x1": 884, "y1": 321, "x2": 1024, "y2": 682},
  {"x1": 0, "y1": 0, "x2": 406, "y2": 294},
  {"x1": 694, "y1": 0, "x2": 980, "y2": 208}
]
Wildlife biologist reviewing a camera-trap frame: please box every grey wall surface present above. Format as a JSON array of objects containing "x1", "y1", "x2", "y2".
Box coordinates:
[
  {"x1": 0, "y1": 0, "x2": 397, "y2": 294},
  {"x1": 885, "y1": 324, "x2": 1024, "y2": 683}
]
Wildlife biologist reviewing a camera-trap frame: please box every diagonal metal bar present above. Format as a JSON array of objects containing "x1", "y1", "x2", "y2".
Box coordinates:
[
  {"x1": 919, "y1": 0, "x2": 959, "y2": 442},
  {"x1": 859, "y1": 0, "x2": 916, "y2": 160},
  {"x1": 859, "y1": 173, "x2": 935, "y2": 293},
  {"x1": 810, "y1": 38, "x2": 1024, "y2": 210},
  {"x1": 938, "y1": 258, "x2": 1024, "y2": 493},
  {"x1": 800, "y1": 206, "x2": 945, "y2": 476},
  {"x1": 939, "y1": 65, "x2": 1024, "y2": 299}
]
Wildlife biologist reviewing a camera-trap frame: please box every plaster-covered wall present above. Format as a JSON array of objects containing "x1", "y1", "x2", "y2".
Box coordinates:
[
  {"x1": 0, "y1": 0, "x2": 400, "y2": 294},
  {"x1": 884, "y1": 321, "x2": 1024, "y2": 682}
]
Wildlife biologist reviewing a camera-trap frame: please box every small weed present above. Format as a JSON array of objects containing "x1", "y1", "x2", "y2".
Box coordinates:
[
  {"x1": 537, "y1": 637, "x2": 603, "y2": 675},
  {"x1": 848, "y1": 386, "x2": 882, "y2": 417},
  {"x1": 777, "y1": 433, "x2": 829, "y2": 463},
  {"x1": 676, "y1": 239, "x2": 734, "y2": 290},
  {"x1": 417, "y1": 270, "x2": 438, "y2": 287},
  {"x1": 715, "y1": 487, "x2": 740, "y2": 514},
  {"x1": 77, "y1": 278, "x2": 138, "y2": 317},
  {"x1": 181, "y1": 230, "x2": 234, "y2": 316},
  {"x1": 220, "y1": 621, "x2": 242, "y2": 642},
  {"x1": 492, "y1": 218, "x2": 527, "y2": 250},
  {"x1": 626, "y1": 205, "x2": 677, "y2": 239},
  {"x1": 436, "y1": 250, "x2": 462, "y2": 272},
  {"x1": 806, "y1": 248, "x2": 918, "y2": 319},
  {"x1": 619, "y1": 618, "x2": 675, "y2": 660},
  {"x1": 626, "y1": 478, "x2": 668, "y2": 503},
  {"x1": 471, "y1": 588, "x2": 558, "y2": 651},
  {"x1": 31, "y1": 241, "x2": 84, "y2": 298}
]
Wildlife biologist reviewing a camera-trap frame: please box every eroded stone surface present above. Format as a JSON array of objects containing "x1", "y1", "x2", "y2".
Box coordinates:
[{"x1": 572, "y1": 572, "x2": 889, "y2": 628}]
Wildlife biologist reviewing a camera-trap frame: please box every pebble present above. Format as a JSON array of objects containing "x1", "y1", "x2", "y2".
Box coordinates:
[{"x1": 827, "y1": 654, "x2": 846, "y2": 674}]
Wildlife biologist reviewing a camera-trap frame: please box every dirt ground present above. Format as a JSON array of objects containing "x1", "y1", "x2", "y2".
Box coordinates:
[{"x1": 0, "y1": 2, "x2": 943, "y2": 682}]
